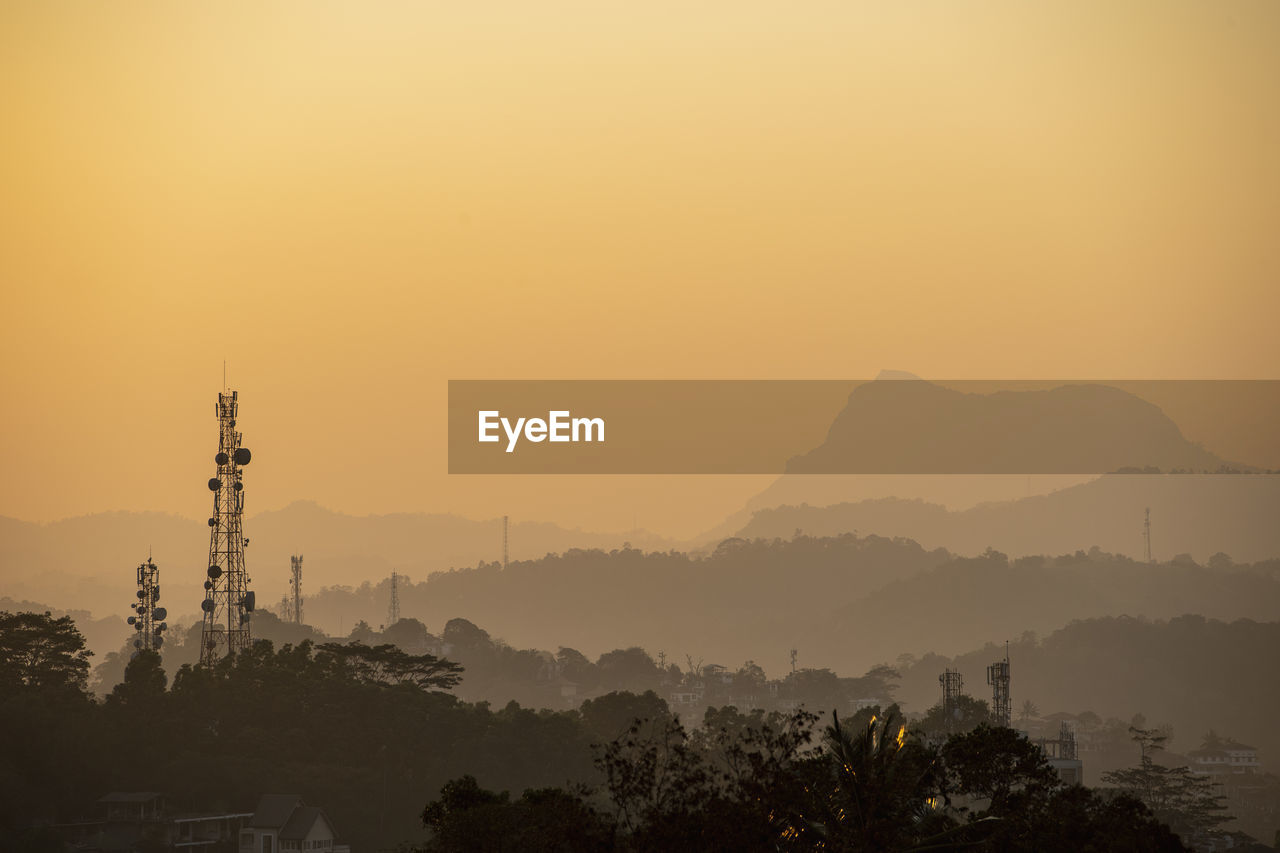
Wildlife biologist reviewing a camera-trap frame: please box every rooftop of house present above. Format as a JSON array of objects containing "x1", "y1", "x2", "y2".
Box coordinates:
[
  {"x1": 98, "y1": 792, "x2": 162, "y2": 804},
  {"x1": 280, "y1": 807, "x2": 330, "y2": 841},
  {"x1": 1189, "y1": 741, "x2": 1258, "y2": 758},
  {"x1": 248, "y1": 794, "x2": 305, "y2": 829},
  {"x1": 248, "y1": 794, "x2": 337, "y2": 842}
]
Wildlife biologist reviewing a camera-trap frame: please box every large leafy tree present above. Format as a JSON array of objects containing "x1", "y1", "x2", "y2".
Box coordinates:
[
  {"x1": 0, "y1": 611, "x2": 93, "y2": 693},
  {"x1": 421, "y1": 775, "x2": 612, "y2": 853},
  {"x1": 919, "y1": 694, "x2": 992, "y2": 735},
  {"x1": 314, "y1": 641, "x2": 463, "y2": 689},
  {"x1": 108, "y1": 649, "x2": 167, "y2": 706},
  {"x1": 1101, "y1": 725, "x2": 1228, "y2": 839},
  {"x1": 0, "y1": 612, "x2": 98, "y2": 840},
  {"x1": 941, "y1": 724, "x2": 1061, "y2": 813}
]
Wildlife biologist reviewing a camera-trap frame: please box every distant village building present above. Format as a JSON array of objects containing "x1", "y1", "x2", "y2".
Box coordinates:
[
  {"x1": 1037, "y1": 722, "x2": 1084, "y2": 786},
  {"x1": 53, "y1": 792, "x2": 252, "y2": 852},
  {"x1": 241, "y1": 794, "x2": 347, "y2": 853},
  {"x1": 50, "y1": 791, "x2": 349, "y2": 853},
  {"x1": 1189, "y1": 738, "x2": 1260, "y2": 775}
]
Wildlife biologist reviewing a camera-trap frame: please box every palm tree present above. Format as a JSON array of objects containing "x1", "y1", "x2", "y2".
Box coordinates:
[
  {"x1": 778, "y1": 709, "x2": 957, "y2": 851},
  {"x1": 1019, "y1": 700, "x2": 1039, "y2": 725}
]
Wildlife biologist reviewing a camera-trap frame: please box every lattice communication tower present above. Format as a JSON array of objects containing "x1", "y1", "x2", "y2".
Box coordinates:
[{"x1": 200, "y1": 390, "x2": 255, "y2": 664}]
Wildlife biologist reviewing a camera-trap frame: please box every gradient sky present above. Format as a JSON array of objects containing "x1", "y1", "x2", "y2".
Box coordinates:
[{"x1": 2, "y1": 2, "x2": 1277, "y2": 534}]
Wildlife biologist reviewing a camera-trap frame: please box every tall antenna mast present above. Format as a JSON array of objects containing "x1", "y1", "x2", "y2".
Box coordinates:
[
  {"x1": 200, "y1": 389, "x2": 255, "y2": 664},
  {"x1": 502, "y1": 515, "x2": 509, "y2": 569},
  {"x1": 127, "y1": 556, "x2": 167, "y2": 655},
  {"x1": 1143, "y1": 507, "x2": 1153, "y2": 564},
  {"x1": 387, "y1": 570, "x2": 400, "y2": 626},
  {"x1": 289, "y1": 554, "x2": 304, "y2": 625},
  {"x1": 986, "y1": 642, "x2": 1011, "y2": 728},
  {"x1": 940, "y1": 669, "x2": 964, "y2": 734}
]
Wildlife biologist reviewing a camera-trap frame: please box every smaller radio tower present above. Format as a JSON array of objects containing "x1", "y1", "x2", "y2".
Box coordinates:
[
  {"x1": 289, "y1": 554, "x2": 304, "y2": 625},
  {"x1": 127, "y1": 556, "x2": 168, "y2": 655},
  {"x1": 986, "y1": 643, "x2": 1011, "y2": 728},
  {"x1": 387, "y1": 570, "x2": 401, "y2": 626},
  {"x1": 1143, "y1": 507, "x2": 1153, "y2": 564},
  {"x1": 502, "y1": 515, "x2": 509, "y2": 569},
  {"x1": 939, "y1": 669, "x2": 964, "y2": 734}
]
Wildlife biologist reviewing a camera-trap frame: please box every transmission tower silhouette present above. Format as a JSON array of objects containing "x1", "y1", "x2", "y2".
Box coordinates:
[{"x1": 200, "y1": 390, "x2": 255, "y2": 664}]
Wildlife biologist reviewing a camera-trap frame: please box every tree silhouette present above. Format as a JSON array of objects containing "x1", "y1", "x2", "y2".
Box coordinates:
[
  {"x1": 108, "y1": 649, "x2": 167, "y2": 706},
  {"x1": 0, "y1": 610, "x2": 93, "y2": 693},
  {"x1": 777, "y1": 708, "x2": 954, "y2": 851},
  {"x1": 1102, "y1": 726, "x2": 1228, "y2": 839}
]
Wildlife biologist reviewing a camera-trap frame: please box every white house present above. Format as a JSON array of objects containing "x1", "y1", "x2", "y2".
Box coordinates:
[
  {"x1": 240, "y1": 794, "x2": 346, "y2": 853},
  {"x1": 1188, "y1": 739, "x2": 1260, "y2": 775}
]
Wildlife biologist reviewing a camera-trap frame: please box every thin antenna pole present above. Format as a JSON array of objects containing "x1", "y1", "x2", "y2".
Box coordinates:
[
  {"x1": 1143, "y1": 508, "x2": 1153, "y2": 564},
  {"x1": 387, "y1": 570, "x2": 400, "y2": 626}
]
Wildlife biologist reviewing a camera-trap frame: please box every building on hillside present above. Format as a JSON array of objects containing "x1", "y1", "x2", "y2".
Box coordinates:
[
  {"x1": 1037, "y1": 721, "x2": 1084, "y2": 786},
  {"x1": 100, "y1": 791, "x2": 166, "y2": 822},
  {"x1": 1189, "y1": 738, "x2": 1260, "y2": 775},
  {"x1": 52, "y1": 792, "x2": 252, "y2": 852},
  {"x1": 240, "y1": 794, "x2": 348, "y2": 853}
]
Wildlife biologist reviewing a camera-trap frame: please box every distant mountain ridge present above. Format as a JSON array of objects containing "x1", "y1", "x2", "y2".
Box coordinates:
[
  {"x1": 734, "y1": 474, "x2": 1280, "y2": 563},
  {"x1": 294, "y1": 538, "x2": 1280, "y2": 680},
  {"x1": 893, "y1": 615, "x2": 1280, "y2": 786},
  {"x1": 0, "y1": 501, "x2": 674, "y2": 622},
  {"x1": 787, "y1": 381, "x2": 1229, "y2": 474}
]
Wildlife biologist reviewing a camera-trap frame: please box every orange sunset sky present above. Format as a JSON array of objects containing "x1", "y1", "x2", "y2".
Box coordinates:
[{"x1": 1, "y1": 2, "x2": 1277, "y2": 536}]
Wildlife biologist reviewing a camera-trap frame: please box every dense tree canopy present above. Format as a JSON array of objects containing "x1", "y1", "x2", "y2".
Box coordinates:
[
  {"x1": 0, "y1": 610, "x2": 1228, "y2": 851},
  {"x1": 419, "y1": 706, "x2": 1190, "y2": 852},
  {"x1": 0, "y1": 610, "x2": 93, "y2": 692}
]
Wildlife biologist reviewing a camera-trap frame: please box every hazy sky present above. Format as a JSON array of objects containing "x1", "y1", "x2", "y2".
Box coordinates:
[{"x1": 2, "y1": 2, "x2": 1277, "y2": 534}]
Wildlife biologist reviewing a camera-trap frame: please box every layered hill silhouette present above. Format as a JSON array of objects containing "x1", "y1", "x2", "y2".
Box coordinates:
[
  {"x1": 786, "y1": 380, "x2": 1229, "y2": 474},
  {"x1": 0, "y1": 502, "x2": 674, "y2": 626},
  {"x1": 294, "y1": 536, "x2": 1280, "y2": 680},
  {"x1": 893, "y1": 615, "x2": 1280, "y2": 786},
  {"x1": 802, "y1": 547, "x2": 1280, "y2": 671},
  {"x1": 734, "y1": 474, "x2": 1280, "y2": 563},
  {"x1": 6, "y1": 377, "x2": 1275, "y2": 672}
]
